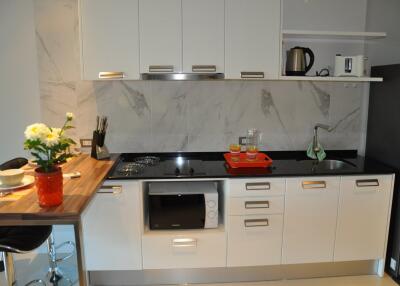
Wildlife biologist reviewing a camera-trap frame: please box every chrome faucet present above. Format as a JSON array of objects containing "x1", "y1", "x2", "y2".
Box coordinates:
[{"x1": 312, "y1": 124, "x2": 334, "y2": 153}]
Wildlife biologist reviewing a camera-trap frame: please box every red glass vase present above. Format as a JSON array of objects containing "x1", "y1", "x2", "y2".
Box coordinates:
[{"x1": 35, "y1": 167, "x2": 63, "y2": 207}]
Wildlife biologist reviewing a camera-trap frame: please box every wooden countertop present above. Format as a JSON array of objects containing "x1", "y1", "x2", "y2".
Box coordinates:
[{"x1": 0, "y1": 154, "x2": 117, "y2": 222}]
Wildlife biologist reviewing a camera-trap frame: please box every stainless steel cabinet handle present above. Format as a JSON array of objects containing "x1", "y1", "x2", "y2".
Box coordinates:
[
  {"x1": 241, "y1": 72, "x2": 265, "y2": 79},
  {"x1": 245, "y1": 201, "x2": 270, "y2": 209},
  {"x1": 149, "y1": 65, "x2": 174, "y2": 73},
  {"x1": 172, "y1": 238, "x2": 197, "y2": 248},
  {"x1": 192, "y1": 65, "x2": 217, "y2": 72},
  {"x1": 356, "y1": 179, "x2": 380, "y2": 187},
  {"x1": 244, "y1": 219, "x2": 269, "y2": 228},
  {"x1": 246, "y1": 182, "x2": 271, "y2": 191},
  {"x1": 98, "y1": 72, "x2": 125, "y2": 79},
  {"x1": 97, "y1": 185, "x2": 123, "y2": 194},
  {"x1": 302, "y1": 181, "x2": 327, "y2": 189}
]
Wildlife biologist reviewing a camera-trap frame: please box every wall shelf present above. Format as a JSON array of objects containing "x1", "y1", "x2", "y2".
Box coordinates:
[
  {"x1": 282, "y1": 30, "x2": 387, "y2": 41},
  {"x1": 279, "y1": 76, "x2": 383, "y2": 82}
]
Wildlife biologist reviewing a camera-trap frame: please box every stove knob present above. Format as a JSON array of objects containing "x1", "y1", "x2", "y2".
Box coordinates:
[{"x1": 175, "y1": 168, "x2": 180, "y2": 175}]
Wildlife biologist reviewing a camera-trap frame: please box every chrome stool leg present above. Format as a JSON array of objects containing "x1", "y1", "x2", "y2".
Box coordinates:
[
  {"x1": 25, "y1": 279, "x2": 46, "y2": 286},
  {"x1": 3, "y1": 252, "x2": 15, "y2": 286},
  {"x1": 46, "y1": 233, "x2": 75, "y2": 286}
]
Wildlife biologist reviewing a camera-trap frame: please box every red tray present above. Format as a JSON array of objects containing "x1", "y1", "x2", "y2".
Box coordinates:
[{"x1": 224, "y1": 152, "x2": 273, "y2": 169}]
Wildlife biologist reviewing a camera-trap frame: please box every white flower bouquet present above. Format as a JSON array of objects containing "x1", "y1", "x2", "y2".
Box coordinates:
[{"x1": 24, "y1": 113, "x2": 76, "y2": 172}]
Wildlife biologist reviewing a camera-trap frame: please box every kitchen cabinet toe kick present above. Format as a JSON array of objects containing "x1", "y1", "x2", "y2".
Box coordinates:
[{"x1": 88, "y1": 260, "x2": 379, "y2": 285}]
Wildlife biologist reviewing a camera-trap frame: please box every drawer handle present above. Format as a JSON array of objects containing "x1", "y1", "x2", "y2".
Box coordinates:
[
  {"x1": 245, "y1": 201, "x2": 270, "y2": 209},
  {"x1": 192, "y1": 65, "x2": 217, "y2": 72},
  {"x1": 241, "y1": 72, "x2": 265, "y2": 79},
  {"x1": 149, "y1": 65, "x2": 174, "y2": 73},
  {"x1": 356, "y1": 179, "x2": 380, "y2": 187},
  {"x1": 97, "y1": 185, "x2": 123, "y2": 194},
  {"x1": 302, "y1": 181, "x2": 326, "y2": 189},
  {"x1": 98, "y1": 72, "x2": 125, "y2": 79},
  {"x1": 244, "y1": 219, "x2": 269, "y2": 228},
  {"x1": 246, "y1": 182, "x2": 271, "y2": 191},
  {"x1": 172, "y1": 238, "x2": 197, "y2": 248}
]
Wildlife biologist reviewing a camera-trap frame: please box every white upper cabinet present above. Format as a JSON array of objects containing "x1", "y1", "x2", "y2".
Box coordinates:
[
  {"x1": 182, "y1": 0, "x2": 225, "y2": 73},
  {"x1": 334, "y1": 175, "x2": 393, "y2": 262},
  {"x1": 80, "y1": 0, "x2": 140, "y2": 80},
  {"x1": 225, "y1": 0, "x2": 281, "y2": 79},
  {"x1": 283, "y1": 177, "x2": 340, "y2": 264},
  {"x1": 139, "y1": 0, "x2": 182, "y2": 73}
]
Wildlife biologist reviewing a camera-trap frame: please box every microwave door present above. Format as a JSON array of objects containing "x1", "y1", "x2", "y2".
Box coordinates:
[{"x1": 149, "y1": 194, "x2": 206, "y2": 230}]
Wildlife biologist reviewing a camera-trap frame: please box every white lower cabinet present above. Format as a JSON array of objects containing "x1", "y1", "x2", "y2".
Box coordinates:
[
  {"x1": 142, "y1": 230, "x2": 226, "y2": 269},
  {"x1": 82, "y1": 181, "x2": 142, "y2": 271},
  {"x1": 282, "y1": 177, "x2": 340, "y2": 264},
  {"x1": 81, "y1": 174, "x2": 394, "y2": 271},
  {"x1": 334, "y1": 175, "x2": 393, "y2": 261},
  {"x1": 227, "y1": 214, "x2": 283, "y2": 266}
]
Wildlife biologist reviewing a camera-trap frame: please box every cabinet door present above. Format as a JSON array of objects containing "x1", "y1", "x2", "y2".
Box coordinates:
[
  {"x1": 82, "y1": 181, "x2": 142, "y2": 270},
  {"x1": 227, "y1": 214, "x2": 283, "y2": 266},
  {"x1": 283, "y1": 177, "x2": 340, "y2": 264},
  {"x1": 80, "y1": 0, "x2": 140, "y2": 80},
  {"x1": 182, "y1": 0, "x2": 225, "y2": 73},
  {"x1": 225, "y1": 0, "x2": 281, "y2": 79},
  {"x1": 334, "y1": 175, "x2": 393, "y2": 261},
  {"x1": 139, "y1": 0, "x2": 182, "y2": 73}
]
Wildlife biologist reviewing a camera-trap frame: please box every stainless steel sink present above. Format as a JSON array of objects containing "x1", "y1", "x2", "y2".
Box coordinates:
[
  {"x1": 314, "y1": 159, "x2": 356, "y2": 170},
  {"x1": 299, "y1": 159, "x2": 357, "y2": 171}
]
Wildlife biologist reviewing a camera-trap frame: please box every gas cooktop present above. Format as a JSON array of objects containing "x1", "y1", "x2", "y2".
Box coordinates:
[{"x1": 109, "y1": 153, "x2": 208, "y2": 179}]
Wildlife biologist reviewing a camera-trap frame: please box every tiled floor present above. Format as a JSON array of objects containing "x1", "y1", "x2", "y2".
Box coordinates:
[
  {"x1": 0, "y1": 252, "x2": 78, "y2": 286},
  {"x1": 185, "y1": 275, "x2": 398, "y2": 286}
]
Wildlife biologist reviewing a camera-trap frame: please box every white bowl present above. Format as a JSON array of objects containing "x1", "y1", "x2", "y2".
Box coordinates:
[{"x1": 0, "y1": 169, "x2": 25, "y2": 186}]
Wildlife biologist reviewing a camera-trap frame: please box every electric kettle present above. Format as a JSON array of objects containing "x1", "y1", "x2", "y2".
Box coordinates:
[{"x1": 285, "y1": 47, "x2": 315, "y2": 76}]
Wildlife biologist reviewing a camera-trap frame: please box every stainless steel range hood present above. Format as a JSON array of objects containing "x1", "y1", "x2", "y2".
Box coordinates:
[
  {"x1": 141, "y1": 73, "x2": 224, "y2": 81},
  {"x1": 141, "y1": 65, "x2": 224, "y2": 80}
]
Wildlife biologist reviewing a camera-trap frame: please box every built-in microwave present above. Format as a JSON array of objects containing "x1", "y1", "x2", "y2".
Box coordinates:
[{"x1": 148, "y1": 181, "x2": 218, "y2": 230}]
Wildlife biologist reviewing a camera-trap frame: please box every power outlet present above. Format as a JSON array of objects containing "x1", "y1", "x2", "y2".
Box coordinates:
[
  {"x1": 80, "y1": 139, "x2": 92, "y2": 148},
  {"x1": 391, "y1": 258, "x2": 397, "y2": 271}
]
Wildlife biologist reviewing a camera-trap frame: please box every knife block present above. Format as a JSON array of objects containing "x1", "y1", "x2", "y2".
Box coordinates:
[{"x1": 91, "y1": 131, "x2": 110, "y2": 160}]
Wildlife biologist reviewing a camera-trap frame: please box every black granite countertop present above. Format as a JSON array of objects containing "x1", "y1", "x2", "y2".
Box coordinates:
[{"x1": 107, "y1": 150, "x2": 395, "y2": 180}]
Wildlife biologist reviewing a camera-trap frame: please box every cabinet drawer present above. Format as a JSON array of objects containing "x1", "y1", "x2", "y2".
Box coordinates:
[
  {"x1": 229, "y1": 179, "x2": 285, "y2": 197},
  {"x1": 229, "y1": 196, "x2": 284, "y2": 215},
  {"x1": 142, "y1": 231, "x2": 226, "y2": 269},
  {"x1": 227, "y1": 214, "x2": 283, "y2": 266}
]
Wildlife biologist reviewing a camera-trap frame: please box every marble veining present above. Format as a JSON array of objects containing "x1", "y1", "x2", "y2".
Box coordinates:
[{"x1": 33, "y1": 0, "x2": 365, "y2": 153}]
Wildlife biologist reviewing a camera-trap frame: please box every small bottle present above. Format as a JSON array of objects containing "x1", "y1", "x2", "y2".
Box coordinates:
[{"x1": 246, "y1": 129, "x2": 260, "y2": 161}]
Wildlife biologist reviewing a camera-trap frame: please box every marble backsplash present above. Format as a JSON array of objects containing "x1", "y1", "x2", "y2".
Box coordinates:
[{"x1": 33, "y1": 0, "x2": 365, "y2": 153}]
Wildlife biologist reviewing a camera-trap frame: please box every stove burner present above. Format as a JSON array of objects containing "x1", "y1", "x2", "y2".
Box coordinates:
[
  {"x1": 133, "y1": 156, "x2": 160, "y2": 166},
  {"x1": 117, "y1": 162, "x2": 145, "y2": 176}
]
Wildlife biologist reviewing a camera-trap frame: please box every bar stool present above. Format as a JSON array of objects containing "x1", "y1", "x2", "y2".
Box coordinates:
[
  {"x1": 46, "y1": 232, "x2": 76, "y2": 286},
  {"x1": 0, "y1": 158, "x2": 51, "y2": 286},
  {"x1": 0, "y1": 225, "x2": 53, "y2": 286},
  {"x1": 0, "y1": 158, "x2": 76, "y2": 285}
]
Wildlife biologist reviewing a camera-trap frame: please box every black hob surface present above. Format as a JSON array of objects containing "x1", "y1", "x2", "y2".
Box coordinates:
[{"x1": 107, "y1": 151, "x2": 394, "y2": 180}]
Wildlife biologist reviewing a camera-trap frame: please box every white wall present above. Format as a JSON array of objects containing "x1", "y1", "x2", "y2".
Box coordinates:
[
  {"x1": 0, "y1": 0, "x2": 41, "y2": 163},
  {"x1": 365, "y1": 0, "x2": 400, "y2": 67},
  {"x1": 283, "y1": 0, "x2": 368, "y2": 31}
]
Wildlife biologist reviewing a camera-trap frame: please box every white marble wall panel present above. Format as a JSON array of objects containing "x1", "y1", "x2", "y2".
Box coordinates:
[{"x1": 33, "y1": 0, "x2": 365, "y2": 153}]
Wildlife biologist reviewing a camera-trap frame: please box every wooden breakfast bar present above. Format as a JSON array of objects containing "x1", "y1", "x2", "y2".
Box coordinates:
[{"x1": 0, "y1": 154, "x2": 117, "y2": 286}]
